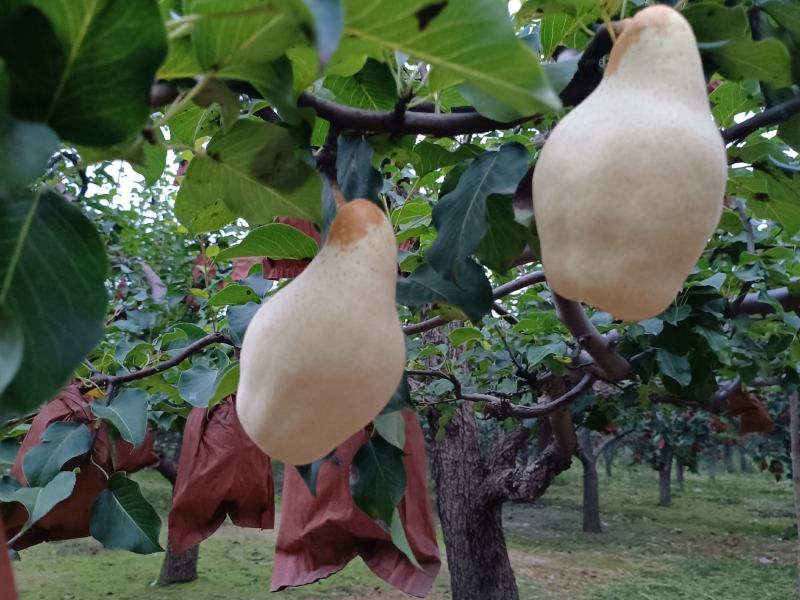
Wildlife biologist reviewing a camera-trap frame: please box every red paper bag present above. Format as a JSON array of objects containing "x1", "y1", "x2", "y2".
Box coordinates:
[
  {"x1": 272, "y1": 410, "x2": 440, "y2": 598},
  {"x1": 2, "y1": 384, "x2": 159, "y2": 549},
  {"x1": 168, "y1": 397, "x2": 274, "y2": 554}
]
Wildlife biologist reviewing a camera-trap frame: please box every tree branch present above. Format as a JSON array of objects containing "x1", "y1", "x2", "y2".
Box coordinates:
[
  {"x1": 402, "y1": 271, "x2": 546, "y2": 336},
  {"x1": 730, "y1": 285, "x2": 800, "y2": 316},
  {"x1": 722, "y1": 96, "x2": 800, "y2": 144},
  {"x1": 407, "y1": 369, "x2": 594, "y2": 420},
  {"x1": 552, "y1": 294, "x2": 631, "y2": 380},
  {"x1": 92, "y1": 332, "x2": 231, "y2": 387}
]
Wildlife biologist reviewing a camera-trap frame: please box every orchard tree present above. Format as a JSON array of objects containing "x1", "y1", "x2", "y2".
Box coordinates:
[{"x1": 3, "y1": 1, "x2": 800, "y2": 600}]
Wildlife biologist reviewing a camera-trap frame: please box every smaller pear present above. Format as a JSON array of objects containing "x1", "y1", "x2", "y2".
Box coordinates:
[
  {"x1": 236, "y1": 199, "x2": 406, "y2": 465},
  {"x1": 532, "y1": 5, "x2": 727, "y2": 321}
]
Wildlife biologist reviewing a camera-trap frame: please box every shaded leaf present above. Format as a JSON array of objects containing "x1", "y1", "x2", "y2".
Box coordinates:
[
  {"x1": 350, "y1": 436, "x2": 406, "y2": 527},
  {"x1": 217, "y1": 223, "x2": 318, "y2": 262},
  {"x1": 22, "y1": 422, "x2": 92, "y2": 487},
  {"x1": 90, "y1": 389, "x2": 148, "y2": 448}
]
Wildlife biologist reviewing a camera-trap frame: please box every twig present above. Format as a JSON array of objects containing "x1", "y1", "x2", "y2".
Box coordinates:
[
  {"x1": 733, "y1": 199, "x2": 756, "y2": 253},
  {"x1": 402, "y1": 271, "x2": 546, "y2": 336},
  {"x1": 92, "y1": 332, "x2": 231, "y2": 387}
]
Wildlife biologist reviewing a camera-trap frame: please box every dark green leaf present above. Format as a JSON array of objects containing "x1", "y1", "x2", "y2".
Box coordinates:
[
  {"x1": 683, "y1": 4, "x2": 748, "y2": 43},
  {"x1": 390, "y1": 508, "x2": 422, "y2": 570},
  {"x1": 655, "y1": 349, "x2": 692, "y2": 387},
  {"x1": 90, "y1": 389, "x2": 148, "y2": 448},
  {"x1": 9, "y1": 470, "x2": 76, "y2": 526},
  {"x1": 350, "y1": 436, "x2": 406, "y2": 527},
  {"x1": 324, "y1": 59, "x2": 396, "y2": 109},
  {"x1": 90, "y1": 472, "x2": 162, "y2": 554},
  {"x1": 22, "y1": 422, "x2": 91, "y2": 487},
  {"x1": 373, "y1": 411, "x2": 406, "y2": 450},
  {"x1": 0, "y1": 191, "x2": 108, "y2": 417},
  {"x1": 396, "y1": 259, "x2": 493, "y2": 323},
  {"x1": 381, "y1": 373, "x2": 412, "y2": 414},
  {"x1": 336, "y1": 133, "x2": 383, "y2": 202},
  {"x1": 226, "y1": 302, "x2": 261, "y2": 347},
  {"x1": 706, "y1": 39, "x2": 792, "y2": 88},
  {"x1": 0, "y1": 120, "x2": 58, "y2": 194},
  {"x1": 476, "y1": 195, "x2": 531, "y2": 273},
  {"x1": 526, "y1": 341, "x2": 567, "y2": 367},
  {"x1": 428, "y1": 144, "x2": 530, "y2": 278},
  {"x1": 0, "y1": 1, "x2": 167, "y2": 146}
]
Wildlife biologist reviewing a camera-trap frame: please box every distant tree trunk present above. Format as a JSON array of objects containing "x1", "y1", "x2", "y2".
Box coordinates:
[
  {"x1": 159, "y1": 542, "x2": 199, "y2": 584},
  {"x1": 739, "y1": 447, "x2": 751, "y2": 472},
  {"x1": 723, "y1": 445, "x2": 735, "y2": 473},
  {"x1": 676, "y1": 462, "x2": 684, "y2": 489},
  {"x1": 578, "y1": 428, "x2": 602, "y2": 533},
  {"x1": 708, "y1": 456, "x2": 717, "y2": 482},
  {"x1": 427, "y1": 405, "x2": 520, "y2": 600},
  {"x1": 658, "y1": 450, "x2": 673, "y2": 507},
  {"x1": 153, "y1": 430, "x2": 200, "y2": 586},
  {"x1": 788, "y1": 391, "x2": 800, "y2": 596}
]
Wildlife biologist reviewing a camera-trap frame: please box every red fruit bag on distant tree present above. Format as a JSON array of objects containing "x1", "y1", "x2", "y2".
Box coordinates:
[
  {"x1": 272, "y1": 410, "x2": 440, "y2": 598},
  {"x1": 168, "y1": 396, "x2": 274, "y2": 555}
]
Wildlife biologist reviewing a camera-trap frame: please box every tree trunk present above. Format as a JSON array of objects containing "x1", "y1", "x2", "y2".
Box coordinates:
[
  {"x1": 159, "y1": 542, "x2": 199, "y2": 585},
  {"x1": 739, "y1": 447, "x2": 751, "y2": 472},
  {"x1": 788, "y1": 391, "x2": 800, "y2": 596},
  {"x1": 154, "y1": 430, "x2": 201, "y2": 586},
  {"x1": 427, "y1": 405, "x2": 520, "y2": 600},
  {"x1": 723, "y1": 444, "x2": 735, "y2": 473},
  {"x1": 676, "y1": 462, "x2": 684, "y2": 489},
  {"x1": 658, "y1": 450, "x2": 673, "y2": 507},
  {"x1": 578, "y1": 429, "x2": 602, "y2": 533},
  {"x1": 708, "y1": 456, "x2": 717, "y2": 482}
]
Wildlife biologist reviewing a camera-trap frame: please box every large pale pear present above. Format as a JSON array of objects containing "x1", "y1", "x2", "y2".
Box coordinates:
[
  {"x1": 236, "y1": 199, "x2": 406, "y2": 465},
  {"x1": 532, "y1": 5, "x2": 727, "y2": 321}
]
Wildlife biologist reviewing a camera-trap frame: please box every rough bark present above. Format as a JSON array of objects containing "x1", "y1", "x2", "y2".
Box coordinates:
[
  {"x1": 427, "y1": 405, "x2": 520, "y2": 600},
  {"x1": 658, "y1": 450, "x2": 673, "y2": 507},
  {"x1": 159, "y1": 542, "x2": 200, "y2": 585},
  {"x1": 788, "y1": 391, "x2": 800, "y2": 596},
  {"x1": 578, "y1": 428, "x2": 602, "y2": 533}
]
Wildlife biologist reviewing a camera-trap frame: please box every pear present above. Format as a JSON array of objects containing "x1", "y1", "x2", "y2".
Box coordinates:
[
  {"x1": 532, "y1": 5, "x2": 727, "y2": 321},
  {"x1": 236, "y1": 199, "x2": 406, "y2": 465}
]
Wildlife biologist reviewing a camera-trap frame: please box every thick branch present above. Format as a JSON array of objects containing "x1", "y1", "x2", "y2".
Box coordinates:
[
  {"x1": 92, "y1": 332, "x2": 231, "y2": 387},
  {"x1": 731, "y1": 285, "x2": 800, "y2": 316},
  {"x1": 154, "y1": 456, "x2": 178, "y2": 486},
  {"x1": 722, "y1": 96, "x2": 800, "y2": 144},
  {"x1": 552, "y1": 294, "x2": 631, "y2": 380}
]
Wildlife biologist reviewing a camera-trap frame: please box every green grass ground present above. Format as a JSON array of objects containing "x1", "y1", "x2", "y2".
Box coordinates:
[{"x1": 10, "y1": 461, "x2": 797, "y2": 599}]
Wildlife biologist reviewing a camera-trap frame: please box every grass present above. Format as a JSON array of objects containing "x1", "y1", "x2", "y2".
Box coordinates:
[{"x1": 10, "y1": 461, "x2": 797, "y2": 599}]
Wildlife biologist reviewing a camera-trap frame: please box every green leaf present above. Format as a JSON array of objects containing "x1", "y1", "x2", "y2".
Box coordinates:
[
  {"x1": 350, "y1": 436, "x2": 406, "y2": 528},
  {"x1": 427, "y1": 144, "x2": 529, "y2": 278},
  {"x1": 0, "y1": 306, "x2": 23, "y2": 397},
  {"x1": 226, "y1": 302, "x2": 260, "y2": 347},
  {"x1": 208, "y1": 284, "x2": 261, "y2": 307},
  {"x1": 779, "y1": 113, "x2": 800, "y2": 153},
  {"x1": 218, "y1": 223, "x2": 318, "y2": 262},
  {"x1": 187, "y1": 0, "x2": 303, "y2": 81},
  {"x1": 390, "y1": 508, "x2": 422, "y2": 570},
  {"x1": 655, "y1": 349, "x2": 692, "y2": 387},
  {"x1": 336, "y1": 133, "x2": 383, "y2": 202},
  {"x1": 476, "y1": 194, "x2": 532, "y2": 274},
  {"x1": 761, "y1": 2, "x2": 800, "y2": 47},
  {"x1": 176, "y1": 119, "x2": 322, "y2": 233},
  {"x1": 304, "y1": 0, "x2": 343, "y2": 67},
  {"x1": 411, "y1": 141, "x2": 481, "y2": 177},
  {"x1": 0, "y1": 191, "x2": 108, "y2": 418},
  {"x1": 749, "y1": 169, "x2": 800, "y2": 234},
  {"x1": 683, "y1": 4, "x2": 748, "y2": 44},
  {"x1": 539, "y1": 14, "x2": 574, "y2": 58},
  {"x1": 130, "y1": 129, "x2": 167, "y2": 187},
  {"x1": 706, "y1": 39, "x2": 792, "y2": 88},
  {"x1": 0, "y1": 0, "x2": 167, "y2": 146},
  {"x1": 0, "y1": 439, "x2": 19, "y2": 465},
  {"x1": 22, "y1": 422, "x2": 92, "y2": 487},
  {"x1": 90, "y1": 472, "x2": 163, "y2": 555},
  {"x1": 373, "y1": 411, "x2": 406, "y2": 450},
  {"x1": 0, "y1": 120, "x2": 58, "y2": 194},
  {"x1": 448, "y1": 327, "x2": 484, "y2": 347},
  {"x1": 324, "y1": 58, "x2": 396, "y2": 109},
  {"x1": 168, "y1": 102, "x2": 221, "y2": 146},
  {"x1": 9, "y1": 470, "x2": 76, "y2": 527},
  {"x1": 397, "y1": 259, "x2": 493, "y2": 323},
  {"x1": 343, "y1": 0, "x2": 560, "y2": 120},
  {"x1": 90, "y1": 389, "x2": 149, "y2": 449},
  {"x1": 526, "y1": 341, "x2": 567, "y2": 367},
  {"x1": 178, "y1": 363, "x2": 238, "y2": 408}
]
